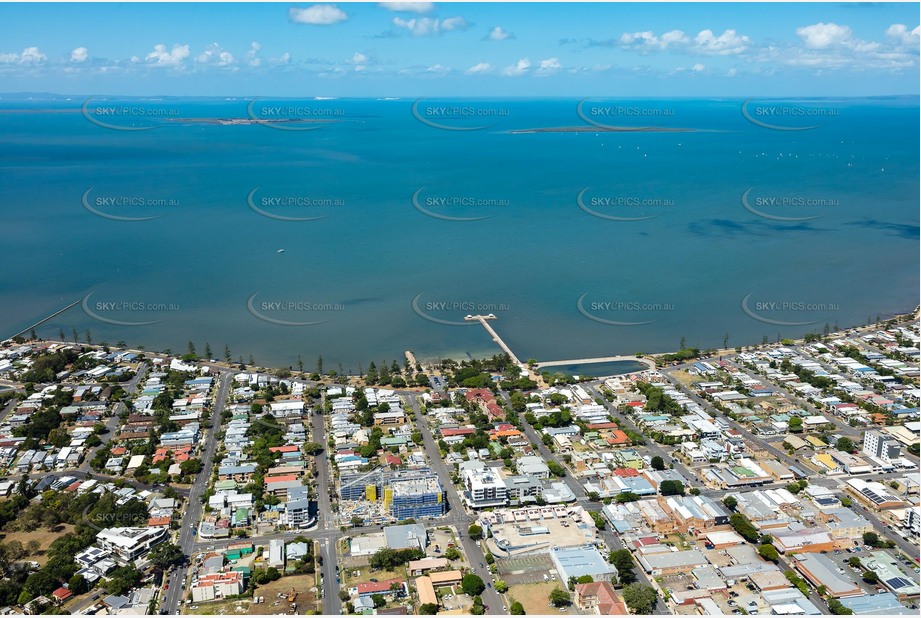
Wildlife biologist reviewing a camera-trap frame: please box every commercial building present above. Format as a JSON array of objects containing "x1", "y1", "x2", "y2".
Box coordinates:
[
  {"x1": 863, "y1": 430, "x2": 902, "y2": 462},
  {"x1": 462, "y1": 468, "x2": 508, "y2": 508},
  {"x1": 637, "y1": 549, "x2": 709, "y2": 576},
  {"x1": 549, "y1": 545, "x2": 618, "y2": 583},
  {"x1": 95, "y1": 527, "x2": 168, "y2": 563},
  {"x1": 383, "y1": 524, "x2": 427, "y2": 551},
  {"x1": 793, "y1": 553, "x2": 864, "y2": 598}
]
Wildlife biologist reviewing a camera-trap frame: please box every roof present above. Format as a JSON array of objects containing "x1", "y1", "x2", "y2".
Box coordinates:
[
  {"x1": 356, "y1": 578, "x2": 405, "y2": 595},
  {"x1": 576, "y1": 581, "x2": 628, "y2": 615},
  {"x1": 52, "y1": 587, "x2": 74, "y2": 601},
  {"x1": 428, "y1": 570, "x2": 462, "y2": 585}
]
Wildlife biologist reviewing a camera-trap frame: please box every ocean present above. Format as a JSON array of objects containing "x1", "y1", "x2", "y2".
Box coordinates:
[{"x1": 1, "y1": 96, "x2": 918, "y2": 372}]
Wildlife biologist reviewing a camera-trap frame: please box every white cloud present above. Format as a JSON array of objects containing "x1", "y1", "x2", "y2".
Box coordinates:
[
  {"x1": 619, "y1": 28, "x2": 747, "y2": 55},
  {"x1": 537, "y1": 57, "x2": 561, "y2": 74},
  {"x1": 0, "y1": 46, "x2": 47, "y2": 64},
  {"x1": 885, "y1": 23, "x2": 920, "y2": 47},
  {"x1": 425, "y1": 63, "x2": 451, "y2": 75},
  {"x1": 693, "y1": 29, "x2": 749, "y2": 55},
  {"x1": 289, "y1": 4, "x2": 348, "y2": 25},
  {"x1": 725, "y1": 67, "x2": 738, "y2": 77},
  {"x1": 392, "y1": 16, "x2": 470, "y2": 36},
  {"x1": 145, "y1": 43, "x2": 190, "y2": 66},
  {"x1": 70, "y1": 47, "x2": 88, "y2": 63},
  {"x1": 501, "y1": 57, "x2": 530, "y2": 76},
  {"x1": 196, "y1": 43, "x2": 234, "y2": 66},
  {"x1": 246, "y1": 42, "x2": 261, "y2": 67},
  {"x1": 795, "y1": 22, "x2": 853, "y2": 49},
  {"x1": 465, "y1": 62, "x2": 491, "y2": 74},
  {"x1": 619, "y1": 29, "x2": 688, "y2": 51},
  {"x1": 486, "y1": 26, "x2": 514, "y2": 41},
  {"x1": 691, "y1": 63, "x2": 705, "y2": 72},
  {"x1": 270, "y1": 52, "x2": 291, "y2": 65},
  {"x1": 378, "y1": 2, "x2": 433, "y2": 13}
]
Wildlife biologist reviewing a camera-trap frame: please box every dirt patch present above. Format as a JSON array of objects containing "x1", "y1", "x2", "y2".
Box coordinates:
[
  {"x1": 0, "y1": 525, "x2": 76, "y2": 566},
  {"x1": 251, "y1": 574, "x2": 319, "y2": 615}
]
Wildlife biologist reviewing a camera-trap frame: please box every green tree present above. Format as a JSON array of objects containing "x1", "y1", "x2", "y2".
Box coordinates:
[
  {"x1": 371, "y1": 594, "x2": 386, "y2": 608},
  {"x1": 467, "y1": 524, "x2": 483, "y2": 540},
  {"x1": 419, "y1": 603, "x2": 438, "y2": 615},
  {"x1": 547, "y1": 461, "x2": 566, "y2": 477},
  {"x1": 462, "y1": 574, "x2": 485, "y2": 596},
  {"x1": 729, "y1": 513, "x2": 760, "y2": 543},
  {"x1": 470, "y1": 595, "x2": 486, "y2": 615},
  {"x1": 608, "y1": 549, "x2": 638, "y2": 585},
  {"x1": 862, "y1": 532, "x2": 880, "y2": 547},
  {"x1": 650, "y1": 456, "x2": 665, "y2": 471},
  {"x1": 510, "y1": 601, "x2": 526, "y2": 615},
  {"x1": 622, "y1": 583, "x2": 658, "y2": 615},
  {"x1": 758, "y1": 544, "x2": 780, "y2": 562},
  {"x1": 549, "y1": 587, "x2": 571, "y2": 608},
  {"x1": 494, "y1": 580, "x2": 509, "y2": 593},
  {"x1": 659, "y1": 480, "x2": 685, "y2": 496},
  {"x1": 836, "y1": 437, "x2": 855, "y2": 453}
]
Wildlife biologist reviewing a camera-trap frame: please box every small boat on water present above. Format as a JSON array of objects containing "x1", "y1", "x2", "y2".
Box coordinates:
[{"x1": 277, "y1": 249, "x2": 285, "y2": 253}]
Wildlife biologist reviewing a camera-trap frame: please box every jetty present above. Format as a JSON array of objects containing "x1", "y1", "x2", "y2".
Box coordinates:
[
  {"x1": 465, "y1": 314, "x2": 654, "y2": 377},
  {"x1": 5, "y1": 299, "x2": 82, "y2": 342}
]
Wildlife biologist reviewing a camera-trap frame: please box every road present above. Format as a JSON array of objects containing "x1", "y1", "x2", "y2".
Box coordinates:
[
  {"x1": 505, "y1": 390, "x2": 669, "y2": 614},
  {"x1": 160, "y1": 370, "x2": 232, "y2": 614},
  {"x1": 310, "y1": 410, "x2": 342, "y2": 615},
  {"x1": 404, "y1": 393, "x2": 506, "y2": 614}
]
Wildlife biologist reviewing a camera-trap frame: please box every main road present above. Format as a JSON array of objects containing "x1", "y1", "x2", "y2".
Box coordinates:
[
  {"x1": 160, "y1": 371, "x2": 232, "y2": 614},
  {"x1": 310, "y1": 409, "x2": 342, "y2": 615},
  {"x1": 404, "y1": 392, "x2": 506, "y2": 614}
]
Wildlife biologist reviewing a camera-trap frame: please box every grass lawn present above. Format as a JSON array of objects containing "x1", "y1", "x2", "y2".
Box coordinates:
[
  {"x1": 507, "y1": 581, "x2": 568, "y2": 616},
  {"x1": 669, "y1": 370, "x2": 699, "y2": 387},
  {"x1": 0, "y1": 525, "x2": 76, "y2": 566}
]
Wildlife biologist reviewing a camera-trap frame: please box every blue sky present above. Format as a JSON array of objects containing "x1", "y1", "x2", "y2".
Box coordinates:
[{"x1": 0, "y1": 2, "x2": 918, "y2": 96}]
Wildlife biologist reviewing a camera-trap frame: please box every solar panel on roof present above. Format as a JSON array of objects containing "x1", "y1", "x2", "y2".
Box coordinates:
[{"x1": 886, "y1": 577, "x2": 912, "y2": 589}]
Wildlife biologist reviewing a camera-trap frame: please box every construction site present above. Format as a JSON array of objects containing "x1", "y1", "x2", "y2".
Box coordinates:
[{"x1": 337, "y1": 467, "x2": 447, "y2": 525}]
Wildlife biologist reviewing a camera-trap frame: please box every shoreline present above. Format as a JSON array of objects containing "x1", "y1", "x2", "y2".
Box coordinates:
[{"x1": 4, "y1": 305, "x2": 917, "y2": 380}]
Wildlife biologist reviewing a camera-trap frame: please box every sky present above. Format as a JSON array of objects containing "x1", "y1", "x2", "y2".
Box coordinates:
[{"x1": 0, "y1": 1, "x2": 918, "y2": 97}]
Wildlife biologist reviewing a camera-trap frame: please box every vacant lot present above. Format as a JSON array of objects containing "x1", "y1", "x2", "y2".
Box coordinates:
[
  {"x1": 252, "y1": 574, "x2": 319, "y2": 615},
  {"x1": 0, "y1": 525, "x2": 76, "y2": 566},
  {"x1": 508, "y1": 581, "x2": 572, "y2": 616},
  {"x1": 182, "y1": 597, "x2": 250, "y2": 616}
]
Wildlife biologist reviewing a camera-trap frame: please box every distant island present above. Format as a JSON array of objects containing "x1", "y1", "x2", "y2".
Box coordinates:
[{"x1": 510, "y1": 125, "x2": 696, "y2": 133}]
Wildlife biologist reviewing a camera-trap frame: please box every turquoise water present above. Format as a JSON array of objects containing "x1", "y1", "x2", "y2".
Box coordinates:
[{"x1": 1, "y1": 97, "x2": 918, "y2": 371}]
